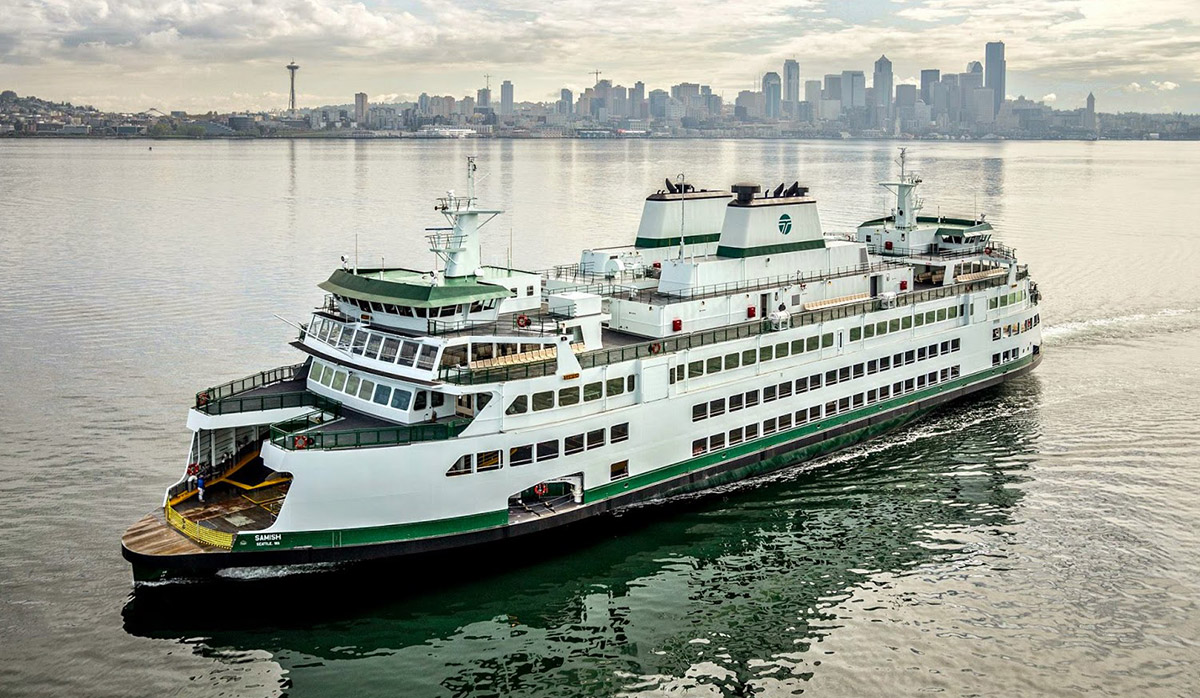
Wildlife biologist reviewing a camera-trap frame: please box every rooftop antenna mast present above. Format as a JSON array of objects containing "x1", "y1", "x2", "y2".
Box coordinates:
[{"x1": 677, "y1": 173, "x2": 687, "y2": 261}]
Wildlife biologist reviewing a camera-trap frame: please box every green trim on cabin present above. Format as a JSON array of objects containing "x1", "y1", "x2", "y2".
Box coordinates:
[
  {"x1": 585, "y1": 352, "x2": 1034, "y2": 503},
  {"x1": 634, "y1": 233, "x2": 722, "y2": 248},
  {"x1": 716, "y1": 239, "x2": 826, "y2": 258},
  {"x1": 233, "y1": 509, "x2": 508, "y2": 551},
  {"x1": 319, "y1": 268, "x2": 511, "y2": 309}
]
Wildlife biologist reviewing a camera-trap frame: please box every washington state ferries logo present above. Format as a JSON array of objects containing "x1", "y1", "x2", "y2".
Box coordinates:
[{"x1": 778, "y1": 213, "x2": 792, "y2": 235}]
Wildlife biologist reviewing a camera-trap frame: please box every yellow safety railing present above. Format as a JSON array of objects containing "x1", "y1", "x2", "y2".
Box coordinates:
[{"x1": 165, "y1": 503, "x2": 235, "y2": 550}]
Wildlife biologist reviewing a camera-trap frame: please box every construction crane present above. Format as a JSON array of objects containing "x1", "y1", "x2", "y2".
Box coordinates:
[{"x1": 591, "y1": 69, "x2": 602, "y2": 85}]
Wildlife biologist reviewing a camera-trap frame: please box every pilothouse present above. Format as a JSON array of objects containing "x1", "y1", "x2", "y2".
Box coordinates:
[{"x1": 122, "y1": 151, "x2": 1042, "y2": 581}]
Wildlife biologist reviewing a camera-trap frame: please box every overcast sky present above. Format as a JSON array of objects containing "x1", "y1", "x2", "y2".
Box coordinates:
[{"x1": 1, "y1": 0, "x2": 1196, "y2": 113}]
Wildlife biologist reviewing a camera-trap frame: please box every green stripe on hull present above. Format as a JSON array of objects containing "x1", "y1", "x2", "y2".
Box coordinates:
[
  {"x1": 635, "y1": 233, "x2": 721, "y2": 248},
  {"x1": 233, "y1": 509, "x2": 508, "y2": 551}
]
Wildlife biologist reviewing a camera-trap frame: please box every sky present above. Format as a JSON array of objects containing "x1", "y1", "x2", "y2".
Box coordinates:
[{"x1": 0, "y1": 0, "x2": 1196, "y2": 114}]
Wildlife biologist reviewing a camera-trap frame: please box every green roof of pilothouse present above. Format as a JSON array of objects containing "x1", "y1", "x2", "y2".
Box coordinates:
[{"x1": 319, "y1": 268, "x2": 511, "y2": 309}]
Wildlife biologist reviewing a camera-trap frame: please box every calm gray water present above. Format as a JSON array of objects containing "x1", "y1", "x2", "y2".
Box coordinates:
[{"x1": 1, "y1": 139, "x2": 1198, "y2": 697}]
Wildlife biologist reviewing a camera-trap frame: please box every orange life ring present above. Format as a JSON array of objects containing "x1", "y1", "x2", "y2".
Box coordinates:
[
  {"x1": 984, "y1": 247, "x2": 993, "y2": 255},
  {"x1": 187, "y1": 463, "x2": 198, "y2": 476},
  {"x1": 534, "y1": 483, "x2": 548, "y2": 496},
  {"x1": 516, "y1": 314, "x2": 531, "y2": 329},
  {"x1": 197, "y1": 392, "x2": 210, "y2": 406},
  {"x1": 295, "y1": 435, "x2": 310, "y2": 450},
  {"x1": 649, "y1": 342, "x2": 663, "y2": 354}
]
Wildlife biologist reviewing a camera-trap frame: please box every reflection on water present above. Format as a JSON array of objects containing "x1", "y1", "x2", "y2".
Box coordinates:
[{"x1": 124, "y1": 381, "x2": 1041, "y2": 696}]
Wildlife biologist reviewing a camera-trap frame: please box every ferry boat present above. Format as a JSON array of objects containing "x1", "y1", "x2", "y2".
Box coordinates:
[{"x1": 121, "y1": 151, "x2": 1043, "y2": 581}]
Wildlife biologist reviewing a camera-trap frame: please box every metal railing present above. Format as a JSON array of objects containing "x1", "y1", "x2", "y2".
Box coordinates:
[
  {"x1": 196, "y1": 363, "x2": 307, "y2": 409},
  {"x1": 439, "y1": 268, "x2": 1027, "y2": 386},
  {"x1": 868, "y1": 241, "x2": 1017, "y2": 261},
  {"x1": 194, "y1": 390, "x2": 342, "y2": 416},
  {"x1": 652, "y1": 262, "x2": 903, "y2": 303},
  {"x1": 165, "y1": 503, "x2": 235, "y2": 549},
  {"x1": 269, "y1": 412, "x2": 471, "y2": 451}
]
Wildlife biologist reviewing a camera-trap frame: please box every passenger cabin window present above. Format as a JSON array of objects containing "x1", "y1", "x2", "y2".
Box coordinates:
[
  {"x1": 610, "y1": 460, "x2": 629, "y2": 480},
  {"x1": 447, "y1": 455, "x2": 472, "y2": 476},
  {"x1": 391, "y1": 389, "x2": 412, "y2": 410},
  {"x1": 417, "y1": 345, "x2": 439, "y2": 370},
  {"x1": 476, "y1": 451, "x2": 501, "y2": 472},
  {"x1": 532, "y1": 391, "x2": 554, "y2": 411}
]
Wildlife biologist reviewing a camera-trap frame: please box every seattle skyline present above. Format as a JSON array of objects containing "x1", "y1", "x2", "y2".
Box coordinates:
[{"x1": 0, "y1": 0, "x2": 1196, "y2": 114}]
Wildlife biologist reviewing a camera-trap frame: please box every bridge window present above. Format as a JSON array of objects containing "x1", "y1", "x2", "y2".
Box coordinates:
[
  {"x1": 417, "y1": 345, "x2": 439, "y2": 370},
  {"x1": 380, "y1": 338, "x2": 400, "y2": 362},
  {"x1": 351, "y1": 331, "x2": 368, "y2": 355},
  {"x1": 364, "y1": 334, "x2": 383, "y2": 359},
  {"x1": 398, "y1": 341, "x2": 419, "y2": 367}
]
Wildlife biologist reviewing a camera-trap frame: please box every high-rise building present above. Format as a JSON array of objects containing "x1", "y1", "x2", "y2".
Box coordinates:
[
  {"x1": 630, "y1": 81, "x2": 645, "y2": 119},
  {"x1": 500, "y1": 80, "x2": 513, "y2": 115},
  {"x1": 842, "y1": 70, "x2": 866, "y2": 109},
  {"x1": 558, "y1": 88, "x2": 573, "y2": 115},
  {"x1": 985, "y1": 41, "x2": 1006, "y2": 113},
  {"x1": 648, "y1": 89, "x2": 669, "y2": 119},
  {"x1": 354, "y1": 92, "x2": 368, "y2": 125},
  {"x1": 804, "y1": 79, "x2": 822, "y2": 105},
  {"x1": 476, "y1": 87, "x2": 491, "y2": 110},
  {"x1": 972, "y1": 88, "x2": 995, "y2": 124},
  {"x1": 1084, "y1": 92, "x2": 1097, "y2": 132},
  {"x1": 783, "y1": 59, "x2": 800, "y2": 114},
  {"x1": 823, "y1": 74, "x2": 842, "y2": 101},
  {"x1": 920, "y1": 69, "x2": 940, "y2": 105},
  {"x1": 762, "y1": 71, "x2": 782, "y2": 119},
  {"x1": 873, "y1": 55, "x2": 893, "y2": 117}
]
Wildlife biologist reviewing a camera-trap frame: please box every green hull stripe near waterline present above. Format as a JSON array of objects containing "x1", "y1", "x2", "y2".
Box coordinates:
[
  {"x1": 233, "y1": 353, "x2": 1034, "y2": 553},
  {"x1": 716, "y1": 239, "x2": 826, "y2": 258}
]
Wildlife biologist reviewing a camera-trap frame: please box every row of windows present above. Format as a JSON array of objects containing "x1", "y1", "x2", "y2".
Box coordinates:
[
  {"x1": 692, "y1": 338, "x2": 961, "y2": 422},
  {"x1": 988, "y1": 289, "x2": 1027, "y2": 310},
  {"x1": 446, "y1": 423, "x2": 630, "y2": 476},
  {"x1": 671, "y1": 332, "x2": 835, "y2": 383},
  {"x1": 993, "y1": 349, "x2": 1021, "y2": 366},
  {"x1": 311, "y1": 361, "x2": 447, "y2": 411},
  {"x1": 310, "y1": 317, "x2": 440, "y2": 370},
  {"x1": 505, "y1": 375, "x2": 637, "y2": 415},
  {"x1": 993, "y1": 314, "x2": 1040, "y2": 341},
  {"x1": 691, "y1": 365, "x2": 962, "y2": 456},
  {"x1": 332, "y1": 294, "x2": 501, "y2": 319},
  {"x1": 848, "y1": 304, "x2": 963, "y2": 342}
]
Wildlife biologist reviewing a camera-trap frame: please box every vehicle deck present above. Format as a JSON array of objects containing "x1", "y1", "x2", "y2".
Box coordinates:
[{"x1": 508, "y1": 493, "x2": 584, "y2": 526}]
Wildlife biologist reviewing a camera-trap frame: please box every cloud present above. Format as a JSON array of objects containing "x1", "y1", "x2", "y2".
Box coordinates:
[
  {"x1": 1151, "y1": 80, "x2": 1179, "y2": 90},
  {"x1": 1042, "y1": 92, "x2": 1057, "y2": 102}
]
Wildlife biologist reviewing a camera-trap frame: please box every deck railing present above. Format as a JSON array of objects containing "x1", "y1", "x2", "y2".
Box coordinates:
[
  {"x1": 164, "y1": 503, "x2": 235, "y2": 550},
  {"x1": 439, "y1": 268, "x2": 1026, "y2": 386},
  {"x1": 269, "y1": 412, "x2": 471, "y2": 451},
  {"x1": 196, "y1": 363, "x2": 308, "y2": 409},
  {"x1": 195, "y1": 390, "x2": 341, "y2": 417}
]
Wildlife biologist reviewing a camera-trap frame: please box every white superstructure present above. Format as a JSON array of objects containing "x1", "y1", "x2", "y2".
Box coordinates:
[{"x1": 123, "y1": 151, "x2": 1042, "y2": 579}]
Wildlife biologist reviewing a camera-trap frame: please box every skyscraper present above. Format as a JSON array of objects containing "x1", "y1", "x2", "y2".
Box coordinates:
[
  {"x1": 558, "y1": 88, "x2": 573, "y2": 115},
  {"x1": 873, "y1": 55, "x2": 893, "y2": 117},
  {"x1": 842, "y1": 70, "x2": 866, "y2": 109},
  {"x1": 477, "y1": 86, "x2": 491, "y2": 111},
  {"x1": 920, "y1": 69, "x2": 940, "y2": 105},
  {"x1": 762, "y1": 71, "x2": 782, "y2": 119},
  {"x1": 630, "y1": 81, "x2": 645, "y2": 119},
  {"x1": 354, "y1": 92, "x2": 368, "y2": 125},
  {"x1": 783, "y1": 59, "x2": 800, "y2": 115},
  {"x1": 500, "y1": 80, "x2": 513, "y2": 115},
  {"x1": 804, "y1": 79, "x2": 822, "y2": 105},
  {"x1": 985, "y1": 41, "x2": 1006, "y2": 113},
  {"x1": 823, "y1": 74, "x2": 842, "y2": 101}
]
